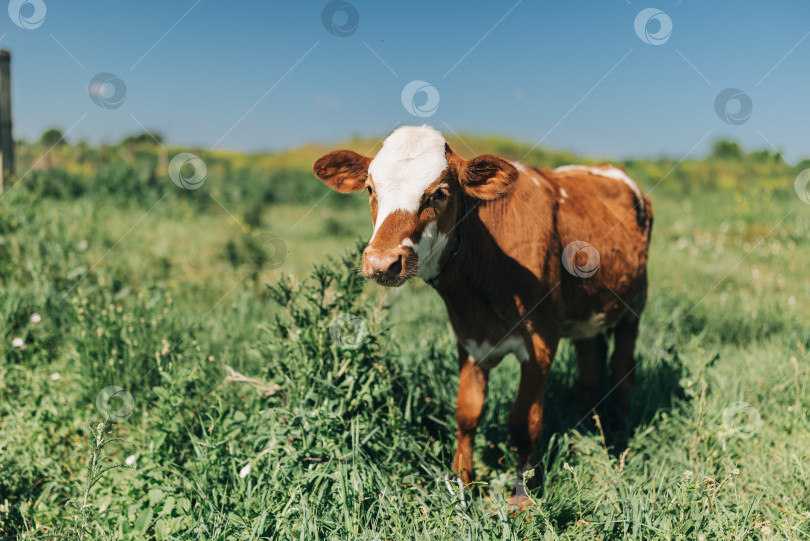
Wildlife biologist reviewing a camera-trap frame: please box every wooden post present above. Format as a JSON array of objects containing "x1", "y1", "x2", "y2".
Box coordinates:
[{"x1": 0, "y1": 49, "x2": 13, "y2": 192}]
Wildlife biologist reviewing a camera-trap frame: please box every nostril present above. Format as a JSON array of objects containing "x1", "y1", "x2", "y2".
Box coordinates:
[{"x1": 388, "y1": 256, "x2": 403, "y2": 277}]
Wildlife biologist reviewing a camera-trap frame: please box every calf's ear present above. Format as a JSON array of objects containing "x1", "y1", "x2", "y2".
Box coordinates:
[
  {"x1": 445, "y1": 145, "x2": 518, "y2": 200},
  {"x1": 313, "y1": 150, "x2": 371, "y2": 193},
  {"x1": 459, "y1": 154, "x2": 519, "y2": 200}
]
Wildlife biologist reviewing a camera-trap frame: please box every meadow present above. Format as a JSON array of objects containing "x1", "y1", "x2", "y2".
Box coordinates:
[{"x1": 0, "y1": 131, "x2": 808, "y2": 539}]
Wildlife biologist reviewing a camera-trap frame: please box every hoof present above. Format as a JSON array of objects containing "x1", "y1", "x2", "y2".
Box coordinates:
[{"x1": 444, "y1": 474, "x2": 467, "y2": 510}]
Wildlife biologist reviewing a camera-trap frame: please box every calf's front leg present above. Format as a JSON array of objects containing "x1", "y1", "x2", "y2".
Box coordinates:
[
  {"x1": 508, "y1": 332, "x2": 555, "y2": 507},
  {"x1": 453, "y1": 347, "x2": 489, "y2": 486}
]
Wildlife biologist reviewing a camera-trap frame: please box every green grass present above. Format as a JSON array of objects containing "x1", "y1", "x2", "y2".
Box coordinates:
[{"x1": 1, "y1": 139, "x2": 809, "y2": 539}]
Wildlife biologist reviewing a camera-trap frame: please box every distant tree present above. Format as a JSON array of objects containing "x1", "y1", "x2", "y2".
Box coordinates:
[
  {"x1": 39, "y1": 128, "x2": 66, "y2": 168},
  {"x1": 120, "y1": 131, "x2": 164, "y2": 165},
  {"x1": 710, "y1": 139, "x2": 744, "y2": 160},
  {"x1": 76, "y1": 140, "x2": 89, "y2": 163},
  {"x1": 749, "y1": 150, "x2": 768, "y2": 163},
  {"x1": 120, "y1": 131, "x2": 163, "y2": 146},
  {"x1": 749, "y1": 149, "x2": 784, "y2": 164},
  {"x1": 40, "y1": 127, "x2": 65, "y2": 148}
]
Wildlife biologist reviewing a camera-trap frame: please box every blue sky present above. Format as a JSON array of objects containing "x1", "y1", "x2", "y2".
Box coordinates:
[{"x1": 2, "y1": 0, "x2": 808, "y2": 161}]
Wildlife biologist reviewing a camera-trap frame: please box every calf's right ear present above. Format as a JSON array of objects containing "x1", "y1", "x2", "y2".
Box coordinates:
[{"x1": 313, "y1": 150, "x2": 372, "y2": 193}]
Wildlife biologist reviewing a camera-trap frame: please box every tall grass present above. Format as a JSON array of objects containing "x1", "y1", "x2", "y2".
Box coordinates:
[{"x1": 1, "y1": 135, "x2": 808, "y2": 538}]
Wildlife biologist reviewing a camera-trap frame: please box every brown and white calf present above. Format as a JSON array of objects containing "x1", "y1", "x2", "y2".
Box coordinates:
[{"x1": 313, "y1": 125, "x2": 653, "y2": 504}]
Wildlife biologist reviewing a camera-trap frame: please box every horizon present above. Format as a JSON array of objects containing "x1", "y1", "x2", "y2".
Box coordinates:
[
  {"x1": 2, "y1": 1, "x2": 808, "y2": 162},
  {"x1": 17, "y1": 123, "x2": 805, "y2": 165}
]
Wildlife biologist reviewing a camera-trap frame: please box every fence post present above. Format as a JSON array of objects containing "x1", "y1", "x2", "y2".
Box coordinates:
[{"x1": 0, "y1": 49, "x2": 13, "y2": 192}]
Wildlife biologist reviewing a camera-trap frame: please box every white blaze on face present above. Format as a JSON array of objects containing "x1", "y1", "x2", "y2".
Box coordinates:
[{"x1": 368, "y1": 125, "x2": 449, "y2": 277}]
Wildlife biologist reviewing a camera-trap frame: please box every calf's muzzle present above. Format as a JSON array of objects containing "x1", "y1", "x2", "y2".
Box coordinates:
[{"x1": 362, "y1": 246, "x2": 409, "y2": 284}]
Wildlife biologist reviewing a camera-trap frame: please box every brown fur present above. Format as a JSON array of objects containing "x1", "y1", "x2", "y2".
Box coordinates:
[{"x1": 313, "y1": 140, "x2": 653, "y2": 500}]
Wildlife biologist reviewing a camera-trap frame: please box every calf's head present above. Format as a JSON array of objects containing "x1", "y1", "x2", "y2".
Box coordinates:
[{"x1": 313, "y1": 125, "x2": 518, "y2": 286}]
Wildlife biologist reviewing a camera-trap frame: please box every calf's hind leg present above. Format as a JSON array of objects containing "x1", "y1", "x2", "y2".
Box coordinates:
[
  {"x1": 610, "y1": 278, "x2": 647, "y2": 415},
  {"x1": 610, "y1": 315, "x2": 640, "y2": 415},
  {"x1": 573, "y1": 334, "x2": 607, "y2": 416}
]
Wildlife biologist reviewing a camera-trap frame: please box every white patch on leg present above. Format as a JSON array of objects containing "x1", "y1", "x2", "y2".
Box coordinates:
[
  {"x1": 463, "y1": 336, "x2": 529, "y2": 368},
  {"x1": 563, "y1": 312, "x2": 609, "y2": 339}
]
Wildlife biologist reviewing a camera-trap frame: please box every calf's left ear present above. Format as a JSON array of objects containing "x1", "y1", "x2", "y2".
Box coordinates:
[
  {"x1": 452, "y1": 149, "x2": 519, "y2": 200},
  {"x1": 313, "y1": 150, "x2": 372, "y2": 193}
]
